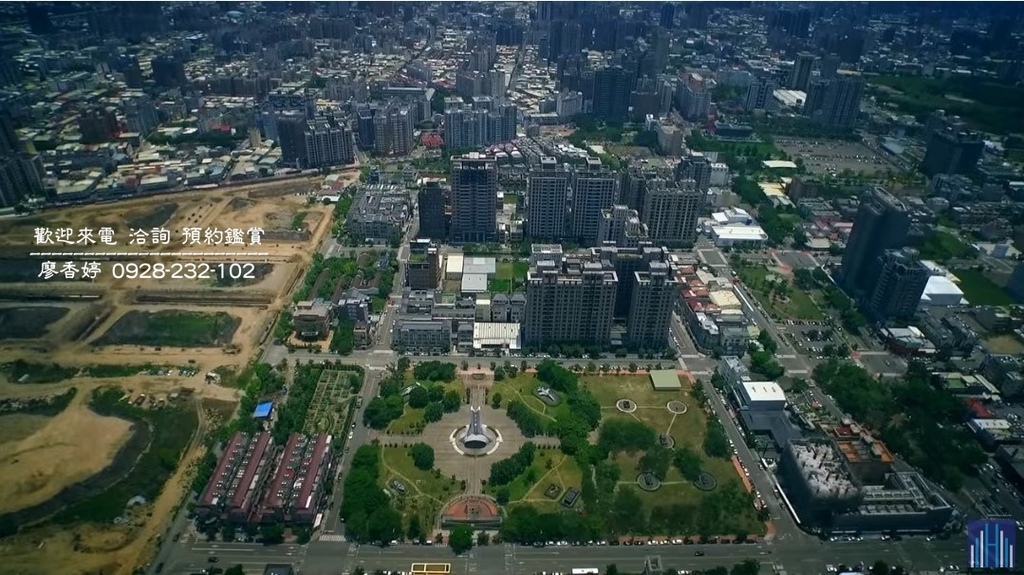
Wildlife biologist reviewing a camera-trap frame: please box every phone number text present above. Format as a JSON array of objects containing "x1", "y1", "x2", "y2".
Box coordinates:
[{"x1": 40, "y1": 261, "x2": 258, "y2": 281}]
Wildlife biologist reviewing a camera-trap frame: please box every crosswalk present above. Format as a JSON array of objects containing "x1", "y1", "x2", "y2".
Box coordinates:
[{"x1": 320, "y1": 534, "x2": 347, "y2": 542}]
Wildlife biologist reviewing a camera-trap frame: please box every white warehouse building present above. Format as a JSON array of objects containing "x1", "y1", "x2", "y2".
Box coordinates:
[
  {"x1": 710, "y1": 224, "x2": 769, "y2": 248},
  {"x1": 738, "y1": 381, "x2": 787, "y2": 411}
]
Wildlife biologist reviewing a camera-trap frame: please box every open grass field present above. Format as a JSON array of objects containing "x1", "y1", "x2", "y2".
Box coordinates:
[
  {"x1": 490, "y1": 374, "x2": 563, "y2": 422},
  {"x1": 954, "y1": 268, "x2": 1017, "y2": 306},
  {"x1": 985, "y1": 334, "x2": 1024, "y2": 355},
  {"x1": 387, "y1": 378, "x2": 465, "y2": 434},
  {"x1": 93, "y1": 310, "x2": 241, "y2": 348},
  {"x1": 585, "y1": 374, "x2": 765, "y2": 536},
  {"x1": 489, "y1": 260, "x2": 529, "y2": 293},
  {"x1": 381, "y1": 446, "x2": 462, "y2": 532},
  {"x1": 736, "y1": 263, "x2": 824, "y2": 321}
]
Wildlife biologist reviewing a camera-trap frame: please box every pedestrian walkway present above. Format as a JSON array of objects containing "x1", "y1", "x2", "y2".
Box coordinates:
[{"x1": 320, "y1": 534, "x2": 347, "y2": 542}]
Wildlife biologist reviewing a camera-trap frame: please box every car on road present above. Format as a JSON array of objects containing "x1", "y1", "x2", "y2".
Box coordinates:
[
  {"x1": 694, "y1": 551, "x2": 705, "y2": 556},
  {"x1": 207, "y1": 557, "x2": 219, "y2": 563}
]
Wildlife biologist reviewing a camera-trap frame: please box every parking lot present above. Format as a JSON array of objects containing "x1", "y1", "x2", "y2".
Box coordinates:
[{"x1": 775, "y1": 138, "x2": 896, "y2": 177}]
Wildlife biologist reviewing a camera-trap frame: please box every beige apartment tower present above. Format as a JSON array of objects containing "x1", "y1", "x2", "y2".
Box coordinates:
[{"x1": 522, "y1": 253, "x2": 618, "y2": 346}]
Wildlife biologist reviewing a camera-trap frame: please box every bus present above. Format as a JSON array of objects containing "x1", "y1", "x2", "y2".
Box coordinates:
[{"x1": 571, "y1": 570, "x2": 600, "y2": 575}]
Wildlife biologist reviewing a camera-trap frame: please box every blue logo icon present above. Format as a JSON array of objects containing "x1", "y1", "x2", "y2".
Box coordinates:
[{"x1": 968, "y1": 519, "x2": 1017, "y2": 570}]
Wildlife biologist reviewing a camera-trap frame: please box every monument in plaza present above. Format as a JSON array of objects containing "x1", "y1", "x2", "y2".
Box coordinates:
[{"x1": 458, "y1": 407, "x2": 491, "y2": 450}]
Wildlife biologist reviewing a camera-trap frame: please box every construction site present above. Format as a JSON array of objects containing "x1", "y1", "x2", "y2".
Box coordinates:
[{"x1": 0, "y1": 173, "x2": 352, "y2": 575}]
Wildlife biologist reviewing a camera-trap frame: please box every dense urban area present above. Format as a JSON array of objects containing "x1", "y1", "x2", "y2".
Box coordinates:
[{"x1": 2, "y1": 2, "x2": 1024, "y2": 575}]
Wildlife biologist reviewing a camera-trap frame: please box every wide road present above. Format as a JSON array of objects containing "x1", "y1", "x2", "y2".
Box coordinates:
[{"x1": 169, "y1": 534, "x2": 970, "y2": 575}]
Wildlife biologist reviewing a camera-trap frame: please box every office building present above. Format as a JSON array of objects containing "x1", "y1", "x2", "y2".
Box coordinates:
[
  {"x1": 921, "y1": 128, "x2": 984, "y2": 178},
  {"x1": 293, "y1": 300, "x2": 333, "y2": 340},
  {"x1": 522, "y1": 253, "x2": 618, "y2": 346},
  {"x1": 788, "y1": 52, "x2": 816, "y2": 92},
  {"x1": 866, "y1": 248, "x2": 930, "y2": 323},
  {"x1": 197, "y1": 431, "x2": 275, "y2": 523},
  {"x1": 407, "y1": 239, "x2": 442, "y2": 290},
  {"x1": 592, "y1": 66, "x2": 633, "y2": 123},
  {"x1": 804, "y1": 76, "x2": 864, "y2": 129},
  {"x1": 303, "y1": 117, "x2": 355, "y2": 169},
  {"x1": 277, "y1": 112, "x2": 309, "y2": 167},
  {"x1": 417, "y1": 180, "x2": 447, "y2": 241},
  {"x1": 837, "y1": 187, "x2": 911, "y2": 301},
  {"x1": 394, "y1": 316, "x2": 452, "y2": 354},
  {"x1": 627, "y1": 260, "x2": 679, "y2": 348},
  {"x1": 526, "y1": 157, "x2": 570, "y2": 240},
  {"x1": 570, "y1": 158, "x2": 620, "y2": 245},
  {"x1": 450, "y1": 153, "x2": 498, "y2": 243},
  {"x1": 642, "y1": 179, "x2": 703, "y2": 246}
]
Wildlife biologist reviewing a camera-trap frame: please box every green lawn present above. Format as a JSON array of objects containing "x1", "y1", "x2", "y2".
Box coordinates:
[
  {"x1": 490, "y1": 261, "x2": 529, "y2": 293},
  {"x1": 954, "y1": 268, "x2": 1017, "y2": 306},
  {"x1": 736, "y1": 264, "x2": 824, "y2": 321},
  {"x1": 586, "y1": 374, "x2": 765, "y2": 537},
  {"x1": 486, "y1": 448, "x2": 585, "y2": 507},
  {"x1": 490, "y1": 374, "x2": 561, "y2": 421},
  {"x1": 386, "y1": 379, "x2": 464, "y2": 434},
  {"x1": 919, "y1": 230, "x2": 975, "y2": 263},
  {"x1": 381, "y1": 446, "x2": 462, "y2": 530}
]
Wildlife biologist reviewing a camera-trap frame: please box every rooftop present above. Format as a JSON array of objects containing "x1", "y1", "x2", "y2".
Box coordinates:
[{"x1": 649, "y1": 370, "x2": 682, "y2": 390}]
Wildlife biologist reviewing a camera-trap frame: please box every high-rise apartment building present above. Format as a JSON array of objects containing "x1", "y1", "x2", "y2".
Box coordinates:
[
  {"x1": 303, "y1": 117, "x2": 355, "y2": 168},
  {"x1": 522, "y1": 254, "x2": 618, "y2": 346},
  {"x1": 641, "y1": 179, "x2": 703, "y2": 246},
  {"x1": 0, "y1": 155, "x2": 43, "y2": 208},
  {"x1": 837, "y1": 187, "x2": 911, "y2": 301},
  {"x1": 570, "y1": 158, "x2": 620, "y2": 245},
  {"x1": 449, "y1": 153, "x2": 497, "y2": 244},
  {"x1": 804, "y1": 76, "x2": 864, "y2": 129},
  {"x1": 407, "y1": 239, "x2": 442, "y2": 290},
  {"x1": 390, "y1": 107, "x2": 414, "y2": 156},
  {"x1": 788, "y1": 52, "x2": 816, "y2": 92},
  {"x1": 599, "y1": 205, "x2": 649, "y2": 248},
  {"x1": 866, "y1": 248, "x2": 929, "y2": 323},
  {"x1": 78, "y1": 107, "x2": 119, "y2": 143},
  {"x1": 417, "y1": 180, "x2": 447, "y2": 241},
  {"x1": 627, "y1": 260, "x2": 679, "y2": 348},
  {"x1": 745, "y1": 76, "x2": 776, "y2": 112},
  {"x1": 526, "y1": 157, "x2": 570, "y2": 241},
  {"x1": 443, "y1": 103, "x2": 517, "y2": 150},
  {"x1": 592, "y1": 245, "x2": 669, "y2": 321},
  {"x1": 675, "y1": 152, "x2": 713, "y2": 192}
]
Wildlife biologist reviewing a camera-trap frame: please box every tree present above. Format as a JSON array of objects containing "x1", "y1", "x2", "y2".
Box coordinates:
[
  {"x1": 703, "y1": 422, "x2": 731, "y2": 459},
  {"x1": 605, "y1": 565, "x2": 620, "y2": 575},
  {"x1": 407, "y1": 514, "x2": 423, "y2": 542},
  {"x1": 491, "y1": 392, "x2": 503, "y2": 409},
  {"x1": 225, "y1": 566, "x2": 245, "y2": 575},
  {"x1": 639, "y1": 445, "x2": 673, "y2": 480},
  {"x1": 367, "y1": 506, "x2": 403, "y2": 544},
  {"x1": 871, "y1": 561, "x2": 891, "y2": 575},
  {"x1": 448, "y1": 524, "x2": 474, "y2": 554},
  {"x1": 476, "y1": 531, "x2": 490, "y2": 546},
  {"x1": 673, "y1": 446, "x2": 703, "y2": 481},
  {"x1": 410, "y1": 443, "x2": 435, "y2": 471},
  {"x1": 220, "y1": 524, "x2": 236, "y2": 542},
  {"x1": 408, "y1": 385, "x2": 430, "y2": 408},
  {"x1": 424, "y1": 401, "x2": 444, "y2": 422},
  {"x1": 260, "y1": 523, "x2": 285, "y2": 545},
  {"x1": 442, "y1": 390, "x2": 461, "y2": 412}
]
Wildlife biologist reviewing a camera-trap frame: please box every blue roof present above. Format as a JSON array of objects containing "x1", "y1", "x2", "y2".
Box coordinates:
[{"x1": 253, "y1": 401, "x2": 273, "y2": 419}]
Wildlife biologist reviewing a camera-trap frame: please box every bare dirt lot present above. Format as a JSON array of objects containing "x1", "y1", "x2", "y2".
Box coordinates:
[
  {"x1": 0, "y1": 389, "x2": 132, "y2": 514},
  {"x1": 0, "y1": 177, "x2": 326, "y2": 575},
  {"x1": 775, "y1": 137, "x2": 897, "y2": 177}
]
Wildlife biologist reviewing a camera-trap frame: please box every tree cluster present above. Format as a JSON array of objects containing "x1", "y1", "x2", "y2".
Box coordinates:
[
  {"x1": 412, "y1": 361, "x2": 456, "y2": 382},
  {"x1": 703, "y1": 420, "x2": 731, "y2": 459},
  {"x1": 813, "y1": 359, "x2": 986, "y2": 489},
  {"x1": 339, "y1": 445, "x2": 403, "y2": 544},
  {"x1": 488, "y1": 442, "x2": 537, "y2": 486},
  {"x1": 410, "y1": 443, "x2": 434, "y2": 471},
  {"x1": 598, "y1": 419, "x2": 657, "y2": 454},
  {"x1": 506, "y1": 399, "x2": 544, "y2": 437},
  {"x1": 536, "y1": 359, "x2": 579, "y2": 393},
  {"x1": 673, "y1": 446, "x2": 703, "y2": 481}
]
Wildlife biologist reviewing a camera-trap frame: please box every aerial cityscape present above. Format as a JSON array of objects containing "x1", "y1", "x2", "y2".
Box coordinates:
[{"x1": 0, "y1": 2, "x2": 1023, "y2": 575}]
